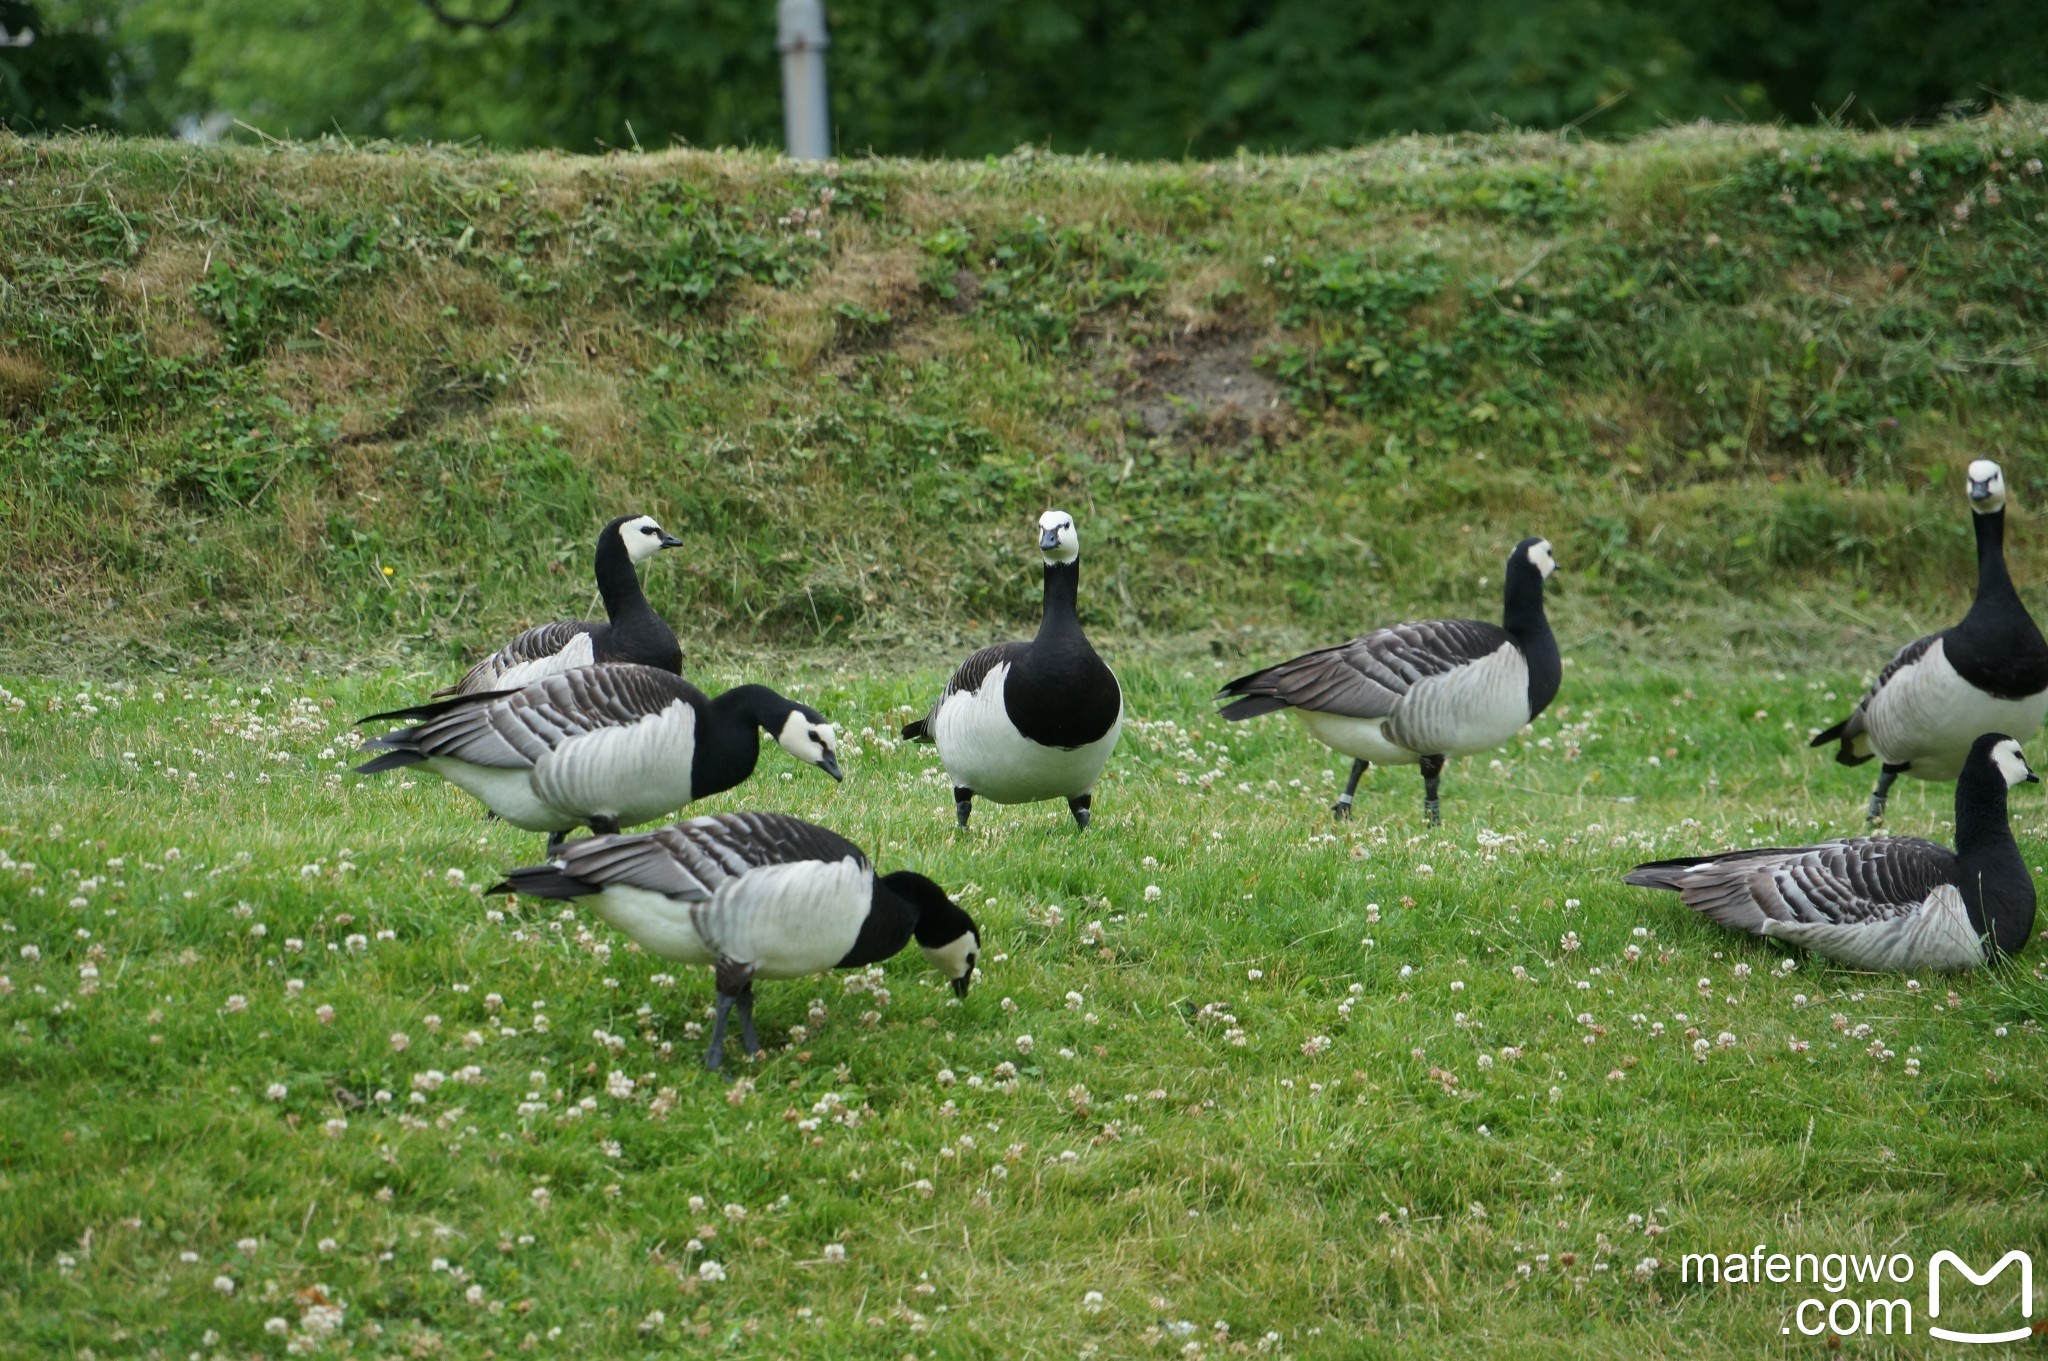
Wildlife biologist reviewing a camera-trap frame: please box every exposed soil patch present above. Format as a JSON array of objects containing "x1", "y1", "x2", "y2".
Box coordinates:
[{"x1": 1112, "y1": 329, "x2": 1288, "y2": 446}]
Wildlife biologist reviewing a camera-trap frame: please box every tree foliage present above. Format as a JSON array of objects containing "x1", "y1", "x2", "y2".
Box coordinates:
[{"x1": 8, "y1": 0, "x2": 2048, "y2": 154}]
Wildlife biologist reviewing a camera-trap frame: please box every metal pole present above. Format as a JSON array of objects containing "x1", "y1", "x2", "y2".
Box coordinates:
[{"x1": 777, "y1": 0, "x2": 831, "y2": 160}]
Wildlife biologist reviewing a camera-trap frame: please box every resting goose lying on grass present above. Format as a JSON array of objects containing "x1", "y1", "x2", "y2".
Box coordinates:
[
  {"x1": 356, "y1": 665, "x2": 840, "y2": 851},
  {"x1": 490, "y1": 812, "x2": 980, "y2": 1070},
  {"x1": 903, "y1": 510, "x2": 1123, "y2": 830},
  {"x1": 1811, "y1": 460, "x2": 2048, "y2": 821},
  {"x1": 1216, "y1": 536, "x2": 1561, "y2": 825},
  {"x1": 1626, "y1": 733, "x2": 2037, "y2": 972},
  {"x1": 439, "y1": 513, "x2": 685, "y2": 696}
]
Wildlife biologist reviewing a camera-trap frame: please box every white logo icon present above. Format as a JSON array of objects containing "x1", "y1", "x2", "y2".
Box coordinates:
[{"x1": 1928, "y1": 1250, "x2": 2033, "y2": 1344}]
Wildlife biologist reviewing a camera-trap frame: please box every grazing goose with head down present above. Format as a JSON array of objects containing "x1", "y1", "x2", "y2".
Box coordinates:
[
  {"x1": 439, "y1": 514, "x2": 685, "y2": 696},
  {"x1": 489, "y1": 812, "x2": 980, "y2": 1069},
  {"x1": 1811, "y1": 460, "x2": 2048, "y2": 821},
  {"x1": 1625, "y1": 733, "x2": 2038, "y2": 971},
  {"x1": 903, "y1": 510, "x2": 1123, "y2": 830},
  {"x1": 355, "y1": 665, "x2": 841, "y2": 851},
  {"x1": 1216, "y1": 536, "x2": 1560, "y2": 824}
]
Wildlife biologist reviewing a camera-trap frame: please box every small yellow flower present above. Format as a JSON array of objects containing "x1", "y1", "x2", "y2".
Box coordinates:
[{"x1": 382, "y1": 565, "x2": 395, "y2": 576}]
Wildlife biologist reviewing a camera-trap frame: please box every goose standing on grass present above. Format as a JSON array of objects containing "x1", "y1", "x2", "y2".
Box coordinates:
[
  {"x1": 489, "y1": 812, "x2": 980, "y2": 1069},
  {"x1": 1811, "y1": 460, "x2": 2048, "y2": 821},
  {"x1": 439, "y1": 514, "x2": 685, "y2": 696},
  {"x1": 1625, "y1": 733, "x2": 2037, "y2": 971},
  {"x1": 355, "y1": 665, "x2": 841, "y2": 852},
  {"x1": 903, "y1": 510, "x2": 1122, "y2": 830},
  {"x1": 1216, "y1": 537, "x2": 1560, "y2": 824}
]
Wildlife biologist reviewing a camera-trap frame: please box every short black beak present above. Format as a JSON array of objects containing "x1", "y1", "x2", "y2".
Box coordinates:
[
  {"x1": 1039, "y1": 529, "x2": 1061, "y2": 551},
  {"x1": 2026, "y1": 770, "x2": 2041, "y2": 784},
  {"x1": 818, "y1": 752, "x2": 844, "y2": 782},
  {"x1": 951, "y1": 976, "x2": 971, "y2": 999},
  {"x1": 658, "y1": 532, "x2": 684, "y2": 549}
]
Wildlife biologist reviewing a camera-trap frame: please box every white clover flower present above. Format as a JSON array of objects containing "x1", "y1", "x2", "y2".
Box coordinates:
[{"x1": 698, "y1": 1260, "x2": 726, "y2": 1282}]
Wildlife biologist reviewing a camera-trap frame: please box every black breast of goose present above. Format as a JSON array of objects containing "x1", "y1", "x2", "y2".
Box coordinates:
[
  {"x1": 488, "y1": 811, "x2": 981, "y2": 1069},
  {"x1": 356, "y1": 666, "x2": 842, "y2": 850},
  {"x1": 1215, "y1": 536, "x2": 1561, "y2": 824},
  {"x1": 1812, "y1": 460, "x2": 2048, "y2": 820},
  {"x1": 1626, "y1": 733, "x2": 2037, "y2": 971},
  {"x1": 902, "y1": 510, "x2": 1123, "y2": 829},
  {"x1": 438, "y1": 513, "x2": 684, "y2": 696}
]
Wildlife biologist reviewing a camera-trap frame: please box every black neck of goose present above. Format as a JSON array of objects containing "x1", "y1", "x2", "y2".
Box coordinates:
[
  {"x1": 594, "y1": 528, "x2": 654, "y2": 624},
  {"x1": 692, "y1": 685, "x2": 780, "y2": 794},
  {"x1": 1036, "y1": 559, "x2": 1085, "y2": 643},
  {"x1": 1503, "y1": 560, "x2": 1562, "y2": 718},
  {"x1": 1952, "y1": 760, "x2": 2036, "y2": 957},
  {"x1": 1950, "y1": 506, "x2": 2048, "y2": 698},
  {"x1": 836, "y1": 875, "x2": 918, "y2": 968},
  {"x1": 1960, "y1": 507, "x2": 2028, "y2": 627}
]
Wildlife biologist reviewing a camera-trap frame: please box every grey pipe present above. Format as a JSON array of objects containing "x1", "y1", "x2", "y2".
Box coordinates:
[{"x1": 777, "y1": 0, "x2": 831, "y2": 160}]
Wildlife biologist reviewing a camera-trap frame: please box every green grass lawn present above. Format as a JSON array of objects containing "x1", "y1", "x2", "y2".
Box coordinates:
[{"x1": 3, "y1": 651, "x2": 2044, "y2": 1358}]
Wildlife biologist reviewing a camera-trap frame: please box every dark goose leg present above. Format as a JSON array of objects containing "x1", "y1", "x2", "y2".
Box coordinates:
[
  {"x1": 1419, "y1": 754, "x2": 1446, "y2": 826},
  {"x1": 1333, "y1": 759, "x2": 1368, "y2": 820}
]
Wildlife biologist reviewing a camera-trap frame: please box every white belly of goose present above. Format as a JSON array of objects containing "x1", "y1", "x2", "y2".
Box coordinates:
[
  {"x1": 1295, "y1": 711, "x2": 1413, "y2": 765},
  {"x1": 692, "y1": 859, "x2": 873, "y2": 978},
  {"x1": 1297, "y1": 643, "x2": 1531, "y2": 761},
  {"x1": 932, "y1": 662, "x2": 1123, "y2": 803},
  {"x1": 584, "y1": 858, "x2": 872, "y2": 977},
  {"x1": 1864, "y1": 640, "x2": 2048, "y2": 780},
  {"x1": 426, "y1": 759, "x2": 576, "y2": 832},
  {"x1": 527, "y1": 700, "x2": 699, "y2": 826},
  {"x1": 1761, "y1": 885, "x2": 1987, "y2": 971}
]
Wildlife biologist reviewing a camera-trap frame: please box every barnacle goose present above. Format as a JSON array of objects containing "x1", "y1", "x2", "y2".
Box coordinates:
[
  {"x1": 1811, "y1": 460, "x2": 2048, "y2": 821},
  {"x1": 489, "y1": 812, "x2": 980, "y2": 1069},
  {"x1": 438, "y1": 514, "x2": 684, "y2": 696},
  {"x1": 1625, "y1": 733, "x2": 2037, "y2": 971},
  {"x1": 902, "y1": 510, "x2": 1123, "y2": 830},
  {"x1": 355, "y1": 665, "x2": 841, "y2": 851},
  {"x1": 1216, "y1": 537, "x2": 1560, "y2": 824}
]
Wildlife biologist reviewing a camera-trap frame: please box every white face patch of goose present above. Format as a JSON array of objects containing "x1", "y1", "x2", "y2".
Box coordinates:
[
  {"x1": 1039, "y1": 509, "x2": 1079, "y2": 565},
  {"x1": 1966, "y1": 458, "x2": 2007, "y2": 513},
  {"x1": 919, "y1": 930, "x2": 978, "y2": 985},
  {"x1": 1992, "y1": 738, "x2": 2035, "y2": 787},
  {"x1": 775, "y1": 710, "x2": 838, "y2": 769},
  {"x1": 621, "y1": 515, "x2": 668, "y2": 563},
  {"x1": 1526, "y1": 539, "x2": 1557, "y2": 578}
]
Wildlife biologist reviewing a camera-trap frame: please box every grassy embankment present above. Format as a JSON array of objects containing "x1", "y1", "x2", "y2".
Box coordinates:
[{"x1": 3, "y1": 113, "x2": 2048, "y2": 669}]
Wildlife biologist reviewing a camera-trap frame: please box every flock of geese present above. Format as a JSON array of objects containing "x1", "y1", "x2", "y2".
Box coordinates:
[{"x1": 354, "y1": 462, "x2": 2046, "y2": 1069}]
